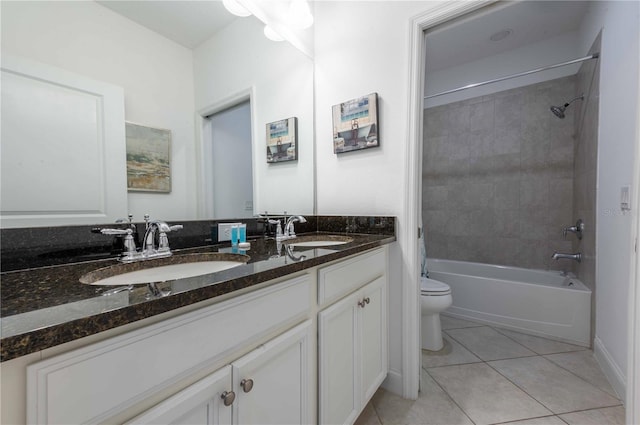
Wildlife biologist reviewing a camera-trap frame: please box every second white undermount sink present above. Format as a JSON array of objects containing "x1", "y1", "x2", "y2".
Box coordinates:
[
  {"x1": 288, "y1": 240, "x2": 350, "y2": 247},
  {"x1": 80, "y1": 253, "x2": 249, "y2": 286},
  {"x1": 285, "y1": 235, "x2": 354, "y2": 248}
]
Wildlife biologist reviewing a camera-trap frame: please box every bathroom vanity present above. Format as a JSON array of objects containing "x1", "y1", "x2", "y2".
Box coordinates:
[{"x1": 0, "y1": 219, "x2": 394, "y2": 425}]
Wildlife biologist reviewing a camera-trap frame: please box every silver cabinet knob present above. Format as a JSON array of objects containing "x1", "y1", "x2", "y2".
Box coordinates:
[
  {"x1": 358, "y1": 297, "x2": 371, "y2": 308},
  {"x1": 241, "y1": 378, "x2": 254, "y2": 393},
  {"x1": 221, "y1": 390, "x2": 235, "y2": 406}
]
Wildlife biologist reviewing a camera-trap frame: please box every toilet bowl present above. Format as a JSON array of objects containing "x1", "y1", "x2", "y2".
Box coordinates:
[{"x1": 421, "y1": 277, "x2": 452, "y2": 351}]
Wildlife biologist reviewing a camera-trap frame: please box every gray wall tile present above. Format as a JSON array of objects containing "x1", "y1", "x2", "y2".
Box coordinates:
[{"x1": 423, "y1": 75, "x2": 581, "y2": 271}]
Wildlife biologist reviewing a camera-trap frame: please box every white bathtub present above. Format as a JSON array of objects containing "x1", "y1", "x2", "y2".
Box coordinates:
[{"x1": 427, "y1": 258, "x2": 592, "y2": 347}]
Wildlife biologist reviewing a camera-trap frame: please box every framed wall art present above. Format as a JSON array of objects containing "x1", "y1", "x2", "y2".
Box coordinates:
[
  {"x1": 266, "y1": 117, "x2": 298, "y2": 163},
  {"x1": 125, "y1": 122, "x2": 171, "y2": 192},
  {"x1": 332, "y1": 92, "x2": 379, "y2": 154}
]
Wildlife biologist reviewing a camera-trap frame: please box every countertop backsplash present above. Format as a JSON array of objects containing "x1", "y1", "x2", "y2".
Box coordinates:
[
  {"x1": 0, "y1": 215, "x2": 395, "y2": 361},
  {"x1": 0, "y1": 215, "x2": 394, "y2": 273}
]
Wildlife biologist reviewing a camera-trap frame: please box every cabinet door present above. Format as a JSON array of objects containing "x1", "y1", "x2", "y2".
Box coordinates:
[
  {"x1": 232, "y1": 321, "x2": 312, "y2": 425},
  {"x1": 360, "y1": 276, "x2": 387, "y2": 404},
  {"x1": 318, "y1": 292, "x2": 360, "y2": 425},
  {"x1": 128, "y1": 366, "x2": 233, "y2": 425}
]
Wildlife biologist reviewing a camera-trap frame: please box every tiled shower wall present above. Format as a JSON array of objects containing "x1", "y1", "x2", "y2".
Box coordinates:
[{"x1": 422, "y1": 75, "x2": 578, "y2": 271}]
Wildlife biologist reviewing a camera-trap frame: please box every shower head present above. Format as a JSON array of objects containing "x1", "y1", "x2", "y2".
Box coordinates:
[
  {"x1": 550, "y1": 105, "x2": 566, "y2": 119},
  {"x1": 550, "y1": 94, "x2": 584, "y2": 119}
]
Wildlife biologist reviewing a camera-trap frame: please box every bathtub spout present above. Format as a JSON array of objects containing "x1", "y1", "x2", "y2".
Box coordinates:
[{"x1": 552, "y1": 252, "x2": 582, "y2": 263}]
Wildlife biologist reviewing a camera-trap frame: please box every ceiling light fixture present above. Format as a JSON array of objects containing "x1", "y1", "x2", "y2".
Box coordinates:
[
  {"x1": 489, "y1": 28, "x2": 513, "y2": 42},
  {"x1": 264, "y1": 25, "x2": 284, "y2": 42},
  {"x1": 288, "y1": 0, "x2": 314, "y2": 30},
  {"x1": 222, "y1": 0, "x2": 251, "y2": 17}
]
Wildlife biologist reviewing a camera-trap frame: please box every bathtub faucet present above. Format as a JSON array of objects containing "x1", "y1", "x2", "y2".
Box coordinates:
[{"x1": 551, "y1": 252, "x2": 582, "y2": 263}]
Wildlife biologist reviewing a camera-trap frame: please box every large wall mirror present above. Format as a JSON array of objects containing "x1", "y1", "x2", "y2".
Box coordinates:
[{"x1": 0, "y1": 0, "x2": 314, "y2": 228}]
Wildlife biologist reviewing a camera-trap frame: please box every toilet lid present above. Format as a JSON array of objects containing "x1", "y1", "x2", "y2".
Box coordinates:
[{"x1": 420, "y1": 277, "x2": 451, "y2": 294}]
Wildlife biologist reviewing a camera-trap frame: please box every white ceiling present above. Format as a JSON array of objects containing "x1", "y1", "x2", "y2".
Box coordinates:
[
  {"x1": 425, "y1": 1, "x2": 590, "y2": 73},
  {"x1": 96, "y1": 1, "x2": 237, "y2": 49},
  {"x1": 97, "y1": 1, "x2": 590, "y2": 66}
]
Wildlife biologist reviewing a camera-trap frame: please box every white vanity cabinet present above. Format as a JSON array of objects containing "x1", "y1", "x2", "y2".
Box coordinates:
[
  {"x1": 26, "y1": 275, "x2": 312, "y2": 424},
  {"x1": 317, "y1": 248, "x2": 388, "y2": 425},
  {"x1": 128, "y1": 365, "x2": 234, "y2": 425},
  {"x1": 20, "y1": 246, "x2": 389, "y2": 425},
  {"x1": 130, "y1": 321, "x2": 312, "y2": 425}
]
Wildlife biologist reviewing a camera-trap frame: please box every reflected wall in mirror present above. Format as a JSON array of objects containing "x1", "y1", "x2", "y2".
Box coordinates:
[{"x1": 0, "y1": 0, "x2": 314, "y2": 228}]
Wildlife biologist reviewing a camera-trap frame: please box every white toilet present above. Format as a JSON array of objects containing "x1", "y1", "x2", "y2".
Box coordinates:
[{"x1": 420, "y1": 277, "x2": 452, "y2": 351}]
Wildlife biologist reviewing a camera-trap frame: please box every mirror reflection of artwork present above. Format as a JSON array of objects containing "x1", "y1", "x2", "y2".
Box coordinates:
[
  {"x1": 266, "y1": 117, "x2": 298, "y2": 163},
  {"x1": 332, "y1": 93, "x2": 379, "y2": 154},
  {"x1": 125, "y1": 122, "x2": 172, "y2": 192}
]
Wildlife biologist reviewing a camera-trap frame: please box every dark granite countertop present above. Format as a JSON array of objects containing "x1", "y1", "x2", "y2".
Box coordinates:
[{"x1": 1, "y1": 227, "x2": 395, "y2": 362}]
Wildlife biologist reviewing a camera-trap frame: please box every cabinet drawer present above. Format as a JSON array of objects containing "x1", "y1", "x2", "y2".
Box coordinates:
[
  {"x1": 27, "y1": 275, "x2": 311, "y2": 425},
  {"x1": 318, "y1": 247, "x2": 386, "y2": 306}
]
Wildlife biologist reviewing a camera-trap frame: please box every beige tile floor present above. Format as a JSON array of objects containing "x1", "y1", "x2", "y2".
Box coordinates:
[{"x1": 355, "y1": 314, "x2": 625, "y2": 425}]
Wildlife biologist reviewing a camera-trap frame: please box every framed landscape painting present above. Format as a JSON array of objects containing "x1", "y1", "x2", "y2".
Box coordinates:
[
  {"x1": 332, "y1": 93, "x2": 379, "y2": 154},
  {"x1": 125, "y1": 122, "x2": 171, "y2": 192}
]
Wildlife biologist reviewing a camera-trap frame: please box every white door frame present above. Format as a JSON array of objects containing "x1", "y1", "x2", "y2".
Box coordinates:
[
  {"x1": 627, "y1": 76, "x2": 640, "y2": 424},
  {"x1": 403, "y1": 0, "x2": 493, "y2": 399},
  {"x1": 405, "y1": 3, "x2": 640, "y2": 420}
]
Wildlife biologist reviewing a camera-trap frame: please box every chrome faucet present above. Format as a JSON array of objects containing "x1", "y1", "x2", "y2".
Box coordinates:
[
  {"x1": 97, "y1": 215, "x2": 182, "y2": 263},
  {"x1": 552, "y1": 252, "x2": 582, "y2": 263},
  {"x1": 282, "y1": 215, "x2": 307, "y2": 240},
  {"x1": 142, "y1": 220, "x2": 183, "y2": 257}
]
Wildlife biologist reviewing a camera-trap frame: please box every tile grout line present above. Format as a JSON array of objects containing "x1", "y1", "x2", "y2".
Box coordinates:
[
  {"x1": 431, "y1": 324, "x2": 557, "y2": 424},
  {"x1": 443, "y1": 327, "x2": 538, "y2": 363},
  {"x1": 541, "y1": 353, "x2": 623, "y2": 401},
  {"x1": 557, "y1": 404, "x2": 626, "y2": 418},
  {"x1": 491, "y1": 326, "x2": 588, "y2": 355},
  {"x1": 441, "y1": 325, "x2": 560, "y2": 421},
  {"x1": 425, "y1": 319, "x2": 624, "y2": 422},
  {"x1": 488, "y1": 413, "x2": 568, "y2": 425},
  {"x1": 369, "y1": 400, "x2": 384, "y2": 425},
  {"x1": 422, "y1": 367, "x2": 478, "y2": 425},
  {"x1": 483, "y1": 355, "x2": 558, "y2": 417},
  {"x1": 486, "y1": 324, "x2": 622, "y2": 402}
]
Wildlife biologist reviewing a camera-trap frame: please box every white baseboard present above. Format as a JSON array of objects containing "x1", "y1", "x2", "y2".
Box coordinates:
[
  {"x1": 593, "y1": 335, "x2": 627, "y2": 402},
  {"x1": 381, "y1": 369, "x2": 404, "y2": 397}
]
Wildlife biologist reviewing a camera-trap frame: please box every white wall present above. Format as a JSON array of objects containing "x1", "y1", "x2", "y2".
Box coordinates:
[
  {"x1": 577, "y1": 1, "x2": 640, "y2": 400},
  {"x1": 425, "y1": 31, "x2": 582, "y2": 107},
  {"x1": 193, "y1": 16, "x2": 315, "y2": 216},
  {"x1": 314, "y1": 0, "x2": 443, "y2": 394},
  {"x1": 0, "y1": 1, "x2": 196, "y2": 223}
]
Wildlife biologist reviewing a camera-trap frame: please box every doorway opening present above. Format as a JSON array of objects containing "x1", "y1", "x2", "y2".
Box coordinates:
[{"x1": 203, "y1": 100, "x2": 254, "y2": 219}]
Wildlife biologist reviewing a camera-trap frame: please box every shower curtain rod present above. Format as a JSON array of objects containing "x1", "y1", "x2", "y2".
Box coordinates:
[{"x1": 424, "y1": 53, "x2": 600, "y2": 100}]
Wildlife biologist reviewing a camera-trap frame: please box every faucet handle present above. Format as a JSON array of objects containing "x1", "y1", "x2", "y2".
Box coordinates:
[
  {"x1": 97, "y1": 228, "x2": 137, "y2": 253},
  {"x1": 99, "y1": 228, "x2": 132, "y2": 236},
  {"x1": 156, "y1": 224, "x2": 182, "y2": 252},
  {"x1": 562, "y1": 219, "x2": 584, "y2": 240}
]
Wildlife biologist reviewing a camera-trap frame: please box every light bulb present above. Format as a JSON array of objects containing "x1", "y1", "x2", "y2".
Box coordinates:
[
  {"x1": 264, "y1": 25, "x2": 284, "y2": 42},
  {"x1": 288, "y1": 0, "x2": 313, "y2": 30},
  {"x1": 222, "y1": 0, "x2": 251, "y2": 17}
]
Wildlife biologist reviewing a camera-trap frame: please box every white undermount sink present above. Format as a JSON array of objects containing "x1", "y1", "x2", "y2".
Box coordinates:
[
  {"x1": 80, "y1": 253, "x2": 249, "y2": 286},
  {"x1": 288, "y1": 240, "x2": 350, "y2": 247},
  {"x1": 285, "y1": 235, "x2": 353, "y2": 248}
]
